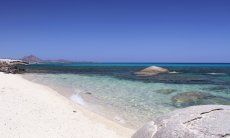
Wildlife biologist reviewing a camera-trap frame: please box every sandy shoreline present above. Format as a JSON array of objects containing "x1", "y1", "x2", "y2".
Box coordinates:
[
  {"x1": 22, "y1": 73, "x2": 139, "y2": 129},
  {"x1": 0, "y1": 72, "x2": 134, "y2": 138}
]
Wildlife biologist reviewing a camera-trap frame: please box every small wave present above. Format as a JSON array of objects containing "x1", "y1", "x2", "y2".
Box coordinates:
[
  {"x1": 207, "y1": 73, "x2": 226, "y2": 75},
  {"x1": 169, "y1": 71, "x2": 180, "y2": 74},
  {"x1": 70, "y1": 94, "x2": 85, "y2": 105}
]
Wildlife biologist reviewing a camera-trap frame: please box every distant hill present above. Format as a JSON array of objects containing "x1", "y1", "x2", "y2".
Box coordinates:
[
  {"x1": 21, "y1": 55, "x2": 72, "y2": 64},
  {"x1": 22, "y1": 55, "x2": 43, "y2": 64}
]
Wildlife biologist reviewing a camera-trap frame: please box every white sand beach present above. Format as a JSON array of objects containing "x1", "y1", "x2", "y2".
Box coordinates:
[{"x1": 0, "y1": 72, "x2": 134, "y2": 138}]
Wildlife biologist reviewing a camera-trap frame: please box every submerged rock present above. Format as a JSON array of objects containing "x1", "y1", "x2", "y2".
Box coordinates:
[
  {"x1": 136, "y1": 66, "x2": 169, "y2": 76},
  {"x1": 204, "y1": 96, "x2": 230, "y2": 105},
  {"x1": 203, "y1": 86, "x2": 230, "y2": 93},
  {"x1": 155, "y1": 89, "x2": 177, "y2": 95},
  {"x1": 132, "y1": 105, "x2": 230, "y2": 138},
  {"x1": 85, "y1": 92, "x2": 92, "y2": 95},
  {"x1": 171, "y1": 92, "x2": 213, "y2": 107}
]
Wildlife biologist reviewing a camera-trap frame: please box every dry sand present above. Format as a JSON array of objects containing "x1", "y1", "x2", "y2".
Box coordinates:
[{"x1": 0, "y1": 72, "x2": 134, "y2": 138}]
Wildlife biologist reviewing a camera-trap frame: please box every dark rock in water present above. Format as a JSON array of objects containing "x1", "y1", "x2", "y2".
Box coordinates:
[
  {"x1": 85, "y1": 92, "x2": 92, "y2": 95},
  {"x1": 132, "y1": 105, "x2": 230, "y2": 138},
  {"x1": 155, "y1": 89, "x2": 177, "y2": 95},
  {"x1": 172, "y1": 92, "x2": 213, "y2": 107}
]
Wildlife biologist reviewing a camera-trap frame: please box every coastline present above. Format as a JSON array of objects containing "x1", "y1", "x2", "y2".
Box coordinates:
[
  {"x1": 22, "y1": 73, "x2": 147, "y2": 129},
  {"x1": 0, "y1": 72, "x2": 134, "y2": 137}
]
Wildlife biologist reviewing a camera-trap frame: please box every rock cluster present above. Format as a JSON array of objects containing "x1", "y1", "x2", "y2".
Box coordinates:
[
  {"x1": 0, "y1": 59, "x2": 28, "y2": 74},
  {"x1": 132, "y1": 105, "x2": 230, "y2": 138}
]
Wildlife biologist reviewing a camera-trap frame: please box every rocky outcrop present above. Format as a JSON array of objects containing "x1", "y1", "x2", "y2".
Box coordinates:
[
  {"x1": 136, "y1": 66, "x2": 169, "y2": 76},
  {"x1": 0, "y1": 59, "x2": 28, "y2": 74},
  {"x1": 132, "y1": 105, "x2": 230, "y2": 138}
]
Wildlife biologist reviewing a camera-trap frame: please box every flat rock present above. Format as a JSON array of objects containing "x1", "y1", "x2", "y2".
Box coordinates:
[
  {"x1": 136, "y1": 66, "x2": 169, "y2": 76},
  {"x1": 132, "y1": 105, "x2": 230, "y2": 138}
]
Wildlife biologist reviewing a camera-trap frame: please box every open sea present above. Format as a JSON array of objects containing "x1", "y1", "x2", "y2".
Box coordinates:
[{"x1": 23, "y1": 63, "x2": 230, "y2": 128}]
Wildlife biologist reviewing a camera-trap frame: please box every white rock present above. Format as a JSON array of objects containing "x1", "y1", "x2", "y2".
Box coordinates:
[
  {"x1": 132, "y1": 105, "x2": 230, "y2": 138},
  {"x1": 136, "y1": 66, "x2": 169, "y2": 76}
]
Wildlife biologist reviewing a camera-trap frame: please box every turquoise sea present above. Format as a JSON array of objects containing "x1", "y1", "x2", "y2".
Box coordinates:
[{"x1": 23, "y1": 63, "x2": 230, "y2": 128}]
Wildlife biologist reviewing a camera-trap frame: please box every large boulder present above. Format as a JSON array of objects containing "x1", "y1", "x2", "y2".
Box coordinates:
[
  {"x1": 136, "y1": 66, "x2": 169, "y2": 76},
  {"x1": 132, "y1": 105, "x2": 230, "y2": 138}
]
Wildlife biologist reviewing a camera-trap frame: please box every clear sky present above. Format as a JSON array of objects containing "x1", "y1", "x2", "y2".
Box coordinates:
[{"x1": 0, "y1": 0, "x2": 230, "y2": 62}]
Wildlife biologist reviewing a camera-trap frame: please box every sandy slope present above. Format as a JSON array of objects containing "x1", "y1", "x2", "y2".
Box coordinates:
[{"x1": 0, "y1": 72, "x2": 134, "y2": 138}]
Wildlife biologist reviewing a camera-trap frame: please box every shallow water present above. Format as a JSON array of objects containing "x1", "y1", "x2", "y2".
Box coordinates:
[{"x1": 23, "y1": 63, "x2": 230, "y2": 128}]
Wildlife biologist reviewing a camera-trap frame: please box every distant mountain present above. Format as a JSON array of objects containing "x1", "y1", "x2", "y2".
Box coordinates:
[
  {"x1": 22, "y1": 55, "x2": 43, "y2": 64},
  {"x1": 21, "y1": 55, "x2": 72, "y2": 64},
  {"x1": 45, "y1": 59, "x2": 72, "y2": 63}
]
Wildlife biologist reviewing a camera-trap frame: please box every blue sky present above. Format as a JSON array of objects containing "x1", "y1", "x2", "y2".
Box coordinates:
[{"x1": 0, "y1": 0, "x2": 230, "y2": 62}]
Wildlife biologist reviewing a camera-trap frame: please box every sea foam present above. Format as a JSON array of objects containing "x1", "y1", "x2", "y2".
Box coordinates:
[
  {"x1": 207, "y1": 73, "x2": 226, "y2": 75},
  {"x1": 70, "y1": 94, "x2": 85, "y2": 106}
]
